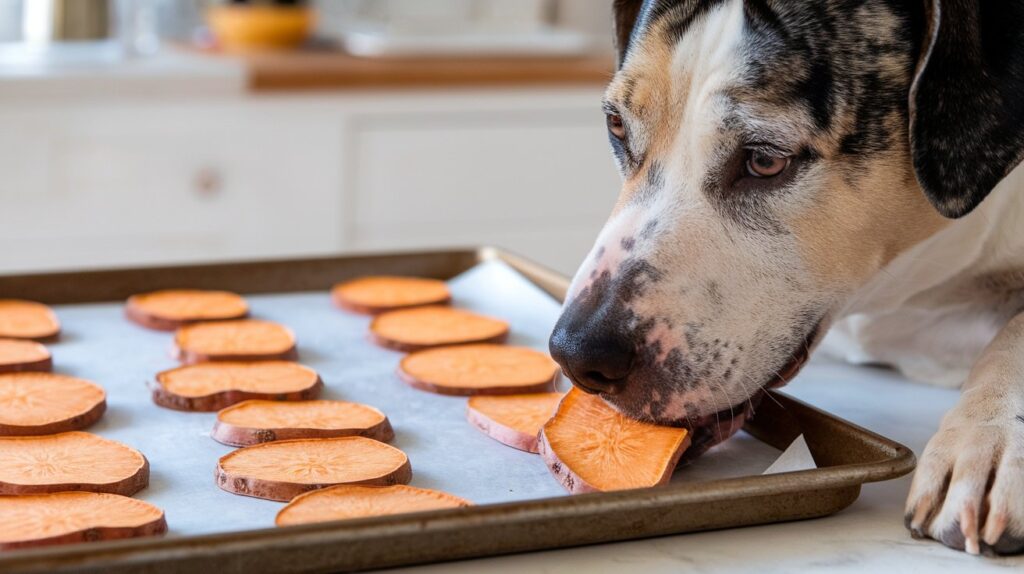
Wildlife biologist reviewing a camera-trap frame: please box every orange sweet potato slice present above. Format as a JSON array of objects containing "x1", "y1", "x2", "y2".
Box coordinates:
[
  {"x1": 174, "y1": 319, "x2": 297, "y2": 364},
  {"x1": 0, "y1": 300, "x2": 60, "y2": 341},
  {"x1": 538, "y1": 389, "x2": 690, "y2": 494},
  {"x1": 0, "y1": 492, "x2": 167, "y2": 550},
  {"x1": 126, "y1": 289, "x2": 249, "y2": 331},
  {"x1": 152, "y1": 361, "x2": 322, "y2": 412},
  {"x1": 0, "y1": 373, "x2": 106, "y2": 435},
  {"x1": 211, "y1": 399, "x2": 394, "y2": 447},
  {"x1": 399, "y1": 344, "x2": 559, "y2": 396},
  {"x1": 276, "y1": 485, "x2": 471, "y2": 526},
  {"x1": 0, "y1": 432, "x2": 149, "y2": 496},
  {"x1": 216, "y1": 436, "x2": 411, "y2": 501},
  {"x1": 369, "y1": 306, "x2": 509, "y2": 352},
  {"x1": 466, "y1": 392, "x2": 563, "y2": 453},
  {"x1": 332, "y1": 276, "x2": 451, "y2": 315},
  {"x1": 0, "y1": 339, "x2": 52, "y2": 373}
]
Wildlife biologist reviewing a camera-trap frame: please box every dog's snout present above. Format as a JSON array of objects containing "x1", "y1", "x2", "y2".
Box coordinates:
[{"x1": 549, "y1": 311, "x2": 635, "y2": 395}]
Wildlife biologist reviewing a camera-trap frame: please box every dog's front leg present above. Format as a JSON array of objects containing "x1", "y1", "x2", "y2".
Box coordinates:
[{"x1": 905, "y1": 312, "x2": 1024, "y2": 555}]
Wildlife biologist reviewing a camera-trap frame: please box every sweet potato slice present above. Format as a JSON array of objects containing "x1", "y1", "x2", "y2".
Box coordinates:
[
  {"x1": 276, "y1": 485, "x2": 471, "y2": 526},
  {"x1": 0, "y1": 300, "x2": 60, "y2": 341},
  {"x1": 466, "y1": 392, "x2": 563, "y2": 452},
  {"x1": 0, "y1": 339, "x2": 52, "y2": 373},
  {"x1": 152, "y1": 361, "x2": 322, "y2": 412},
  {"x1": 0, "y1": 373, "x2": 106, "y2": 435},
  {"x1": 216, "y1": 436, "x2": 411, "y2": 501},
  {"x1": 332, "y1": 276, "x2": 451, "y2": 315},
  {"x1": 212, "y1": 399, "x2": 394, "y2": 447},
  {"x1": 0, "y1": 492, "x2": 166, "y2": 550},
  {"x1": 369, "y1": 306, "x2": 509, "y2": 352},
  {"x1": 399, "y1": 344, "x2": 559, "y2": 396},
  {"x1": 0, "y1": 432, "x2": 149, "y2": 496},
  {"x1": 174, "y1": 319, "x2": 297, "y2": 364},
  {"x1": 538, "y1": 389, "x2": 690, "y2": 494},
  {"x1": 126, "y1": 289, "x2": 249, "y2": 331}
]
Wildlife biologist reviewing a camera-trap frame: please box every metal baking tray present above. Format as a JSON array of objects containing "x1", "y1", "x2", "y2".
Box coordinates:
[{"x1": 0, "y1": 247, "x2": 915, "y2": 574}]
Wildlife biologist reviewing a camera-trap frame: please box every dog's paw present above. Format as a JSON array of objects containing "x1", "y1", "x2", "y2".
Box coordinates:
[{"x1": 905, "y1": 407, "x2": 1024, "y2": 556}]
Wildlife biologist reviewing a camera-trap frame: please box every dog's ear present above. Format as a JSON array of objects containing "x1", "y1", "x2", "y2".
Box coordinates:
[
  {"x1": 613, "y1": 0, "x2": 645, "y2": 67},
  {"x1": 910, "y1": 0, "x2": 1024, "y2": 218}
]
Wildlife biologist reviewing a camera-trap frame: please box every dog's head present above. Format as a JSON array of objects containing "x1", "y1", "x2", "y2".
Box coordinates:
[{"x1": 550, "y1": 0, "x2": 1024, "y2": 453}]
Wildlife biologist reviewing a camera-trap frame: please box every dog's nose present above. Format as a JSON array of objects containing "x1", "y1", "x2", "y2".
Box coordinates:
[{"x1": 549, "y1": 318, "x2": 635, "y2": 395}]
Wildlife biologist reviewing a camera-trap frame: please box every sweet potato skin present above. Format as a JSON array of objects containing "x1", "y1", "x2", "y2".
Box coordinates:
[
  {"x1": 465, "y1": 405, "x2": 541, "y2": 453},
  {"x1": 150, "y1": 375, "x2": 323, "y2": 412},
  {"x1": 334, "y1": 296, "x2": 452, "y2": 316},
  {"x1": 215, "y1": 457, "x2": 412, "y2": 502},
  {"x1": 211, "y1": 414, "x2": 394, "y2": 447},
  {"x1": 0, "y1": 400, "x2": 106, "y2": 436},
  {"x1": 173, "y1": 345, "x2": 299, "y2": 365},
  {"x1": 125, "y1": 304, "x2": 249, "y2": 332},
  {"x1": 0, "y1": 513, "x2": 167, "y2": 550},
  {"x1": 397, "y1": 364, "x2": 555, "y2": 396},
  {"x1": 0, "y1": 355, "x2": 52, "y2": 374},
  {"x1": 0, "y1": 457, "x2": 150, "y2": 497},
  {"x1": 370, "y1": 331, "x2": 508, "y2": 353}
]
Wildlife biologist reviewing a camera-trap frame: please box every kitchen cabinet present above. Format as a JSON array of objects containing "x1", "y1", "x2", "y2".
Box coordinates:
[{"x1": 0, "y1": 87, "x2": 618, "y2": 276}]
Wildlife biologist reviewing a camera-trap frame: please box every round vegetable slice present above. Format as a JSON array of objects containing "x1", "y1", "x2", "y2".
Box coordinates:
[
  {"x1": 152, "y1": 361, "x2": 322, "y2": 412},
  {"x1": 466, "y1": 392, "x2": 563, "y2": 453},
  {"x1": 0, "y1": 492, "x2": 167, "y2": 550},
  {"x1": 212, "y1": 400, "x2": 394, "y2": 447},
  {"x1": 0, "y1": 300, "x2": 60, "y2": 341},
  {"x1": 174, "y1": 319, "x2": 297, "y2": 364},
  {"x1": 538, "y1": 389, "x2": 690, "y2": 494},
  {"x1": 216, "y1": 436, "x2": 411, "y2": 501},
  {"x1": 276, "y1": 485, "x2": 471, "y2": 527},
  {"x1": 369, "y1": 306, "x2": 509, "y2": 352},
  {"x1": 0, "y1": 339, "x2": 52, "y2": 373},
  {"x1": 0, "y1": 432, "x2": 149, "y2": 496},
  {"x1": 332, "y1": 276, "x2": 451, "y2": 315},
  {"x1": 399, "y1": 344, "x2": 559, "y2": 396},
  {"x1": 0, "y1": 373, "x2": 107, "y2": 435},
  {"x1": 126, "y1": 289, "x2": 249, "y2": 331}
]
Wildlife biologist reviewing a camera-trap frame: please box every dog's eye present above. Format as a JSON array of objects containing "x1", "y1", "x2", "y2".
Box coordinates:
[
  {"x1": 607, "y1": 114, "x2": 626, "y2": 140},
  {"x1": 746, "y1": 150, "x2": 791, "y2": 178}
]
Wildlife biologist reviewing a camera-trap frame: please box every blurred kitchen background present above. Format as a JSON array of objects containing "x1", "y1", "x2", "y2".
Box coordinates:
[{"x1": 0, "y1": 0, "x2": 619, "y2": 276}]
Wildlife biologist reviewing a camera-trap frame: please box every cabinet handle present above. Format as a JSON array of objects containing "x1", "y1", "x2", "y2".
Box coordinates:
[{"x1": 194, "y1": 167, "x2": 223, "y2": 197}]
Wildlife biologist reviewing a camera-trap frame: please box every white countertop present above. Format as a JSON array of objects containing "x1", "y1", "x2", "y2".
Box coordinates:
[{"x1": 387, "y1": 357, "x2": 1024, "y2": 573}]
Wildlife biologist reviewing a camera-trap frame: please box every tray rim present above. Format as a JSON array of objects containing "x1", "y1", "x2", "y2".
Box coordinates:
[{"x1": 0, "y1": 246, "x2": 917, "y2": 573}]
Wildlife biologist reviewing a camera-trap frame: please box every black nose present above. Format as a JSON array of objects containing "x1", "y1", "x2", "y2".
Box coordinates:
[{"x1": 549, "y1": 312, "x2": 636, "y2": 395}]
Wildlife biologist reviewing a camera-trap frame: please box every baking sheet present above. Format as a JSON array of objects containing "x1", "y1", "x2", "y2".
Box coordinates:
[{"x1": 46, "y1": 259, "x2": 805, "y2": 538}]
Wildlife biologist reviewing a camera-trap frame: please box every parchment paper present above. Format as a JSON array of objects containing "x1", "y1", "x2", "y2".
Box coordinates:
[{"x1": 46, "y1": 260, "x2": 812, "y2": 537}]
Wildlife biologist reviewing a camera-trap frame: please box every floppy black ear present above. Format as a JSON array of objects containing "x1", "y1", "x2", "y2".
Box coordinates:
[
  {"x1": 613, "y1": 0, "x2": 646, "y2": 67},
  {"x1": 910, "y1": 0, "x2": 1024, "y2": 218}
]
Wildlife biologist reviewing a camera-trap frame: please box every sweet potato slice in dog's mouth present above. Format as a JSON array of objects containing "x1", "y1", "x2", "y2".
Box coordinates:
[
  {"x1": 332, "y1": 276, "x2": 451, "y2": 315},
  {"x1": 0, "y1": 300, "x2": 60, "y2": 341},
  {"x1": 0, "y1": 432, "x2": 149, "y2": 496},
  {"x1": 369, "y1": 306, "x2": 509, "y2": 352},
  {"x1": 0, "y1": 339, "x2": 52, "y2": 373},
  {"x1": 0, "y1": 373, "x2": 107, "y2": 435},
  {"x1": 538, "y1": 389, "x2": 690, "y2": 494},
  {"x1": 276, "y1": 485, "x2": 471, "y2": 526},
  {"x1": 174, "y1": 319, "x2": 297, "y2": 364},
  {"x1": 398, "y1": 344, "x2": 559, "y2": 396},
  {"x1": 0, "y1": 492, "x2": 167, "y2": 550},
  {"x1": 216, "y1": 436, "x2": 412, "y2": 501},
  {"x1": 152, "y1": 361, "x2": 322, "y2": 412},
  {"x1": 126, "y1": 289, "x2": 249, "y2": 331},
  {"x1": 466, "y1": 392, "x2": 563, "y2": 453},
  {"x1": 212, "y1": 400, "x2": 394, "y2": 447}
]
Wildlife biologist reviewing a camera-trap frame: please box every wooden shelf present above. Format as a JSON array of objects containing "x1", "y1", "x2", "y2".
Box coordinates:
[{"x1": 241, "y1": 51, "x2": 615, "y2": 91}]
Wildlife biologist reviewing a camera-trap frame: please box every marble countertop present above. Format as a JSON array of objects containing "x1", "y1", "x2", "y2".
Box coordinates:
[{"x1": 386, "y1": 357, "x2": 1024, "y2": 573}]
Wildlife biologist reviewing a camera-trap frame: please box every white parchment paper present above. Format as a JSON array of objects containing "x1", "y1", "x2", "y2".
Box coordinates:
[{"x1": 45, "y1": 260, "x2": 812, "y2": 537}]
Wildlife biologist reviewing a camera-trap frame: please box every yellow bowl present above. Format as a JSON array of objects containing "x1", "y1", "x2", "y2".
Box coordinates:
[{"x1": 206, "y1": 5, "x2": 315, "y2": 53}]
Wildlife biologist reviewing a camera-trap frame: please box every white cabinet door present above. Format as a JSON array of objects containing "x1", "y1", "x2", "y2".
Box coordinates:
[
  {"x1": 0, "y1": 104, "x2": 343, "y2": 272},
  {"x1": 349, "y1": 104, "x2": 618, "y2": 275}
]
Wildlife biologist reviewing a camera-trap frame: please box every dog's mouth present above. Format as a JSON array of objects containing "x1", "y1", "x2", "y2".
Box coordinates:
[{"x1": 675, "y1": 319, "x2": 824, "y2": 460}]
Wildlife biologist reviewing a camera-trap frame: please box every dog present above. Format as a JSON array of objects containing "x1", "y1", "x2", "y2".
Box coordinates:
[{"x1": 548, "y1": 0, "x2": 1024, "y2": 556}]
